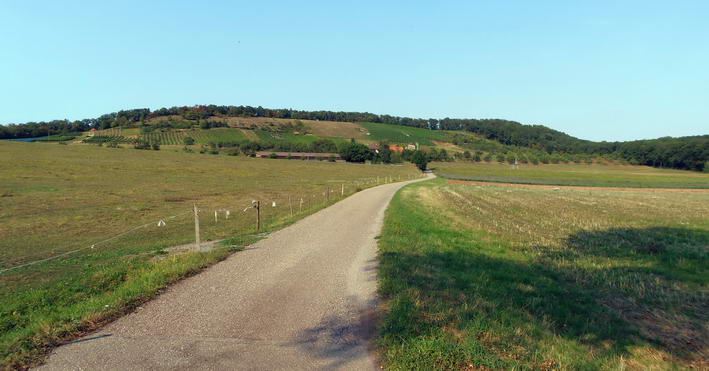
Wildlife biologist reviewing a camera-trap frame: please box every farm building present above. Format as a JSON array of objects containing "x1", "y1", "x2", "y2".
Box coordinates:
[
  {"x1": 388, "y1": 145, "x2": 405, "y2": 153},
  {"x1": 255, "y1": 151, "x2": 342, "y2": 161}
]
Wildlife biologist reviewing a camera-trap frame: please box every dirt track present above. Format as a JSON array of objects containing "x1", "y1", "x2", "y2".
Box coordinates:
[
  {"x1": 37, "y1": 175, "x2": 431, "y2": 371},
  {"x1": 447, "y1": 179, "x2": 709, "y2": 192}
]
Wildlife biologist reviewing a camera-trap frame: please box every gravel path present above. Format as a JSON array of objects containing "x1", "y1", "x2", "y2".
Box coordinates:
[{"x1": 38, "y1": 175, "x2": 431, "y2": 370}]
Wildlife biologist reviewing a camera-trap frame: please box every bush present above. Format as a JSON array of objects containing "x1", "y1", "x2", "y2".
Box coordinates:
[
  {"x1": 339, "y1": 142, "x2": 374, "y2": 163},
  {"x1": 134, "y1": 140, "x2": 150, "y2": 150},
  {"x1": 183, "y1": 136, "x2": 195, "y2": 145},
  {"x1": 411, "y1": 150, "x2": 428, "y2": 171},
  {"x1": 151, "y1": 142, "x2": 160, "y2": 151}
]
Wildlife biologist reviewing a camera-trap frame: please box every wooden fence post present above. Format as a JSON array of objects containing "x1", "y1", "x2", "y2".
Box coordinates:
[
  {"x1": 255, "y1": 200, "x2": 261, "y2": 231},
  {"x1": 289, "y1": 196, "x2": 293, "y2": 217},
  {"x1": 193, "y1": 204, "x2": 200, "y2": 250}
]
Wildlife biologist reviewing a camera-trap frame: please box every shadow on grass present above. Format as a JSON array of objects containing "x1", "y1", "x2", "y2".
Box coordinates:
[
  {"x1": 544, "y1": 227, "x2": 708, "y2": 360},
  {"x1": 378, "y1": 225, "x2": 708, "y2": 369}
]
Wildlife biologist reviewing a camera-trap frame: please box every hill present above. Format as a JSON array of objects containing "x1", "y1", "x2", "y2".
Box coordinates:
[{"x1": 2, "y1": 104, "x2": 707, "y2": 171}]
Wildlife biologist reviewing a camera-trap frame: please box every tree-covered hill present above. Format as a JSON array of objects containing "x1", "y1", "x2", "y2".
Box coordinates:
[{"x1": 2, "y1": 105, "x2": 707, "y2": 171}]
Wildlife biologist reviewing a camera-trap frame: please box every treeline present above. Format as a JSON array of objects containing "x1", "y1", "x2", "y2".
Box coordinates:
[{"x1": 3, "y1": 105, "x2": 706, "y2": 171}]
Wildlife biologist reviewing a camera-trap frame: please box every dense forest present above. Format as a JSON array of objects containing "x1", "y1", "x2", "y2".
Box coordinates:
[{"x1": 2, "y1": 105, "x2": 707, "y2": 171}]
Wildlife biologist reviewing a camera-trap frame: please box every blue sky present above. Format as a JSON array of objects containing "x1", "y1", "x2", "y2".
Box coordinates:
[{"x1": 1, "y1": 1, "x2": 707, "y2": 141}]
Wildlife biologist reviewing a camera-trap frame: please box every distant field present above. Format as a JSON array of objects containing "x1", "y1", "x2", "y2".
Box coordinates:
[
  {"x1": 87, "y1": 119, "x2": 462, "y2": 149},
  {"x1": 140, "y1": 128, "x2": 248, "y2": 145},
  {"x1": 0, "y1": 141, "x2": 420, "y2": 368},
  {"x1": 378, "y1": 179, "x2": 708, "y2": 369},
  {"x1": 433, "y1": 162, "x2": 709, "y2": 188},
  {"x1": 359, "y1": 122, "x2": 450, "y2": 146},
  {"x1": 206, "y1": 116, "x2": 368, "y2": 139}
]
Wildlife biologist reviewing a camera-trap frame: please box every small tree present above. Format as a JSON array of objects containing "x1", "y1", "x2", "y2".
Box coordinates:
[
  {"x1": 411, "y1": 150, "x2": 428, "y2": 171},
  {"x1": 339, "y1": 142, "x2": 373, "y2": 163}
]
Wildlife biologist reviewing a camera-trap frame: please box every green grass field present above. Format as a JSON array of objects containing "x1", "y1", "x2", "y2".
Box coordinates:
[
  {"x1": 0, "y1": 141, "x2": 420, "y2": 368},
  {"x1": 377, "y1": 178, "x2": 708, "y2": 369},
  {"x1": 359, "y1": 122, "x2": 450, "y2": 146},
  {"x1": 433, "y1": 161, "x2": 709, "y2": 188}
]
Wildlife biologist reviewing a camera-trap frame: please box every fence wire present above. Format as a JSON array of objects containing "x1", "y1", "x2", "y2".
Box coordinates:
[{"x1": 0, "y1": 173, "x2": 424, "y2": 275}]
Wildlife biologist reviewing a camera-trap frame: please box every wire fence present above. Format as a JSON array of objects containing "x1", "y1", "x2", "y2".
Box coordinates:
[{"x1": 0, "y1": 173, "x2": 424, "y2": 276}]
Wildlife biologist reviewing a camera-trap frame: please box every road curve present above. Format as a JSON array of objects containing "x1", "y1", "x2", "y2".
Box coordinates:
[{"x1": 38, "y1": 175, "x2": 431, "y2": 371}]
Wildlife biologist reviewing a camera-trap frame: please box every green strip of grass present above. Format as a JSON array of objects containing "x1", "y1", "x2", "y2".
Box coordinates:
[
  {"x1": 437, "y1": 172, "x2": 709, "y2": 189},
  {"x1": 433, "y1": 162, "x2": 709, "y2": 189},
  {"x1": 376, "y1": 180, "x2": 707, "y2": 369}
]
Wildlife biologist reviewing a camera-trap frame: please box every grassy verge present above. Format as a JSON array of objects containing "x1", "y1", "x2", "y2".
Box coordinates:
[
  {"x1": 0, "y1": 141, "x2": 421, "y2": 368},
  {"x1": 377, "y1": 179, "x2": 708, "y2": 369},
  {"x1": 433, "y1": 162, "x2": 709, "y2": 189}
]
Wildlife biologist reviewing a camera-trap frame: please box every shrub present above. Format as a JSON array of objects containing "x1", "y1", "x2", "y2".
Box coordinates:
[
  {"x1": 411, "y1": 150, "x2": 428, "y2": 171},
  {"x1": 339, "y1": 142, "x2": 374, "y2": 163},
  {"x1": 183, "y1": 136, "x2": 195, "y2": 145}
]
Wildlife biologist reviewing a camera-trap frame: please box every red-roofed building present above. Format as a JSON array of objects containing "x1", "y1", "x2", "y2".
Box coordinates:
[{"x1": 388, "y1": 145, "x2": 405, "y2": 153}]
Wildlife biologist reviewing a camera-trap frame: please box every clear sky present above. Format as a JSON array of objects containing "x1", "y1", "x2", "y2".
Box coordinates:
[{"x1": 1, "y1": 1, "x2": 707, "y2": 141}]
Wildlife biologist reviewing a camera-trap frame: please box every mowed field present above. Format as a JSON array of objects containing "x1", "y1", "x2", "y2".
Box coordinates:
[
  {"x1": 433, "y1": 161, "x2": 709, "y2": 189},
  {"x1": 378, "y1": 178, "x2": 708, "y2": 369},
  {"x1": 0, "y1": 141, "x2": 420, "y2": 368}
]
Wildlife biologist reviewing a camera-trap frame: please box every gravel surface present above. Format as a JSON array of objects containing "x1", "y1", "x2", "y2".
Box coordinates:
[{"x1": 37, "y1": 175, "x2": 430, "y2": 370}]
